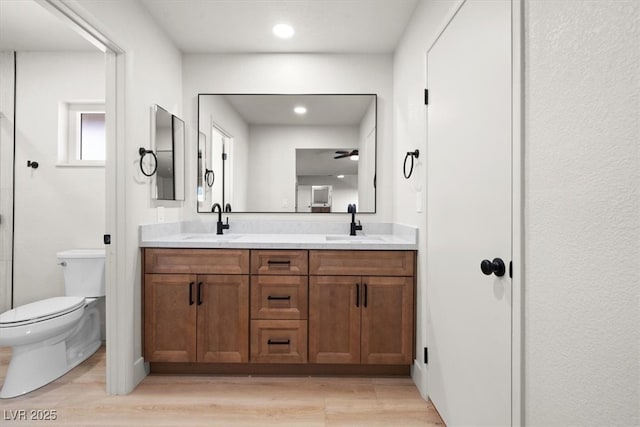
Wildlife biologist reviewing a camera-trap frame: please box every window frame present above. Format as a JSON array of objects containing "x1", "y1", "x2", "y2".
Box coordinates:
[{"x1": 58, "y1": 101, "x2": 106, "y2": 167}]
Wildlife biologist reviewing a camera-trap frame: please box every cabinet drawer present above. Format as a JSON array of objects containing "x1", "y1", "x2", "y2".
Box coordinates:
[
  {"x1": 145, "y1": 248, "x2": 249, "y2": 275},
  {"x1": 250, "y1": 320, "x2": 307, "y2": 363},
  {"x1": 251, "y1": 275, "x2": 308, "y2": 320},
  {"x1": 309, "y1": 250, "x2": 415, "y2": 276},
  {"x1": 251, "y1": 250, "x2": 308, "y2": 275}
]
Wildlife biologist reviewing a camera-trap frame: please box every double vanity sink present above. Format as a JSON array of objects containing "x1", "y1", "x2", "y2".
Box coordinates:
[
  {"x1": 172, "y1": 233, "x2": 392, "y2": 247},
  {"x1": 140, "y1": 220, "x2": 417, "y2": 250},
  {"x1": 139, "y1": 220, "x2": 417, "y2": 375}
]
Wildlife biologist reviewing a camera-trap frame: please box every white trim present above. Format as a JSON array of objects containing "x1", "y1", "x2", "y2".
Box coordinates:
[
  {"x1": 39, "y1": 0, "x2": 129, "y2": 395},
  {"x1": 133, "y1": 356, "x2": 149, "y2": 387},
  {"x1": 35, "y1": 0, "x2": 123, "y2": 54},
  {"x1": 511, "y1": 0, "x2": 524, "y2": 425},
  {"x1": 426, "y1": 0, "x2": 466, "y2": 55}
]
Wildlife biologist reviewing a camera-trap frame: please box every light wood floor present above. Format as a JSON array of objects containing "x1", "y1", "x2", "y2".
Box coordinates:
[{"x1": 0, "y1": 347, "x2": 445, "y2": 426}]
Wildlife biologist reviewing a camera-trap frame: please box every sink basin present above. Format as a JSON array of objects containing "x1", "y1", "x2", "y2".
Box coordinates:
[
  {"x1": 181, "y1": 234, "x2": 242, "y2": 241},
  {"x1": 325, "y1": 235, "x2": 384, "y2": 242}
]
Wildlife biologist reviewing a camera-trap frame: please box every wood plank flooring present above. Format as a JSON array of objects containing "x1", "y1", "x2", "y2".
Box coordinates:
[{"x1": 0, "y1": 347, "x2": 445, "y2": 426}]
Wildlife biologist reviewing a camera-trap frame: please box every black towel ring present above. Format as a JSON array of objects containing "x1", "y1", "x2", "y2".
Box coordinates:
[
  {"x1": 205, "y1": 169, "x2": 215, "y2": 187},
  {"x1": 138, "y1": 147, "x2": 158, "y2": 177},
  {"x1": 403, "y1": 149, "x2": 420, "y2": 179}
]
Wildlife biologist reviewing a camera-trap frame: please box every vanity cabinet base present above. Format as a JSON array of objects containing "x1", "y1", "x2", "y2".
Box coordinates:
[{"x1": 149, "y1": 363, "x2": 410, "y2": 376}]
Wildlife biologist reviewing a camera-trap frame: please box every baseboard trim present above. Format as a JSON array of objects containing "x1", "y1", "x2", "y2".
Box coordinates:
[
  {"x1": 411, "y1": 358, "x2": 428, "y2": 400},
  {"x1": 132, "y1": 357, "x2": 148, "y2": 389}
]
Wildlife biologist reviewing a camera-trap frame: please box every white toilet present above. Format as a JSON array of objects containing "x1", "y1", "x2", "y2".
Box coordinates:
[{"x1": 0, "y1": 249, "x2": 105, "y2": 399}]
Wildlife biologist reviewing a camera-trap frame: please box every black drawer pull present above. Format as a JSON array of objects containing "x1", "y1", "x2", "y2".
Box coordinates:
[
  {"x1": 197, "y1": 282, "x2": 203, "y2": 305},
  {"x1": 267, "y1": 295, "x2": 291, "y2": 301},
  {"x1": 364, "y1": 284, "x2": 368, "y2": 308},
  {"x1": 267, "y1": 260, "x2": 291, "y2": 265},
  {"x1": 267, "y1": 339, "x2": 290, "y2": 345},
  {"x1": 356, "y1": 283, "x2": 360, "y2": 307},
  {"x1": 189, "y1": 282, "x2": 195, "y2": 305}
]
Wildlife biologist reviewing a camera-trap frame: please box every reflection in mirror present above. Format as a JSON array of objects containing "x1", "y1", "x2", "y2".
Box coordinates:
[
  {"x1": 152, "y1": 105, "x2": 185, "y2": 201},
  {"x1": 197, "y1": 94, "x2": 376, "y2": 213},
  {"x1": 197, "y1": 131, "x2": 207, "y2": 202}
]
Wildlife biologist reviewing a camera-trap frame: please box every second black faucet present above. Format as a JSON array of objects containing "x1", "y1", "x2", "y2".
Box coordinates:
[
  {"x1": 348, "y1": 204, "x2": 363, "y2": 236},
  {"x1": 211, "y1": 203, "x2": 230, "y2": 235}
]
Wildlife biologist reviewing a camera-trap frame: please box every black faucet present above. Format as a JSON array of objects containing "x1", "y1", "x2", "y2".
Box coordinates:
[
  {"x1": 211, "y1": 203, "x2": 230, "y2": 235},
  {"x1": 348, "y1": 204, "x2": 363, "y2": 236}
]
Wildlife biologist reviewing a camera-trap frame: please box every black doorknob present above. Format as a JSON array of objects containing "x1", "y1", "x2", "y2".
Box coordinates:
[{"x1": 480, "y1": 258, "x2": 506, "y2": 277}]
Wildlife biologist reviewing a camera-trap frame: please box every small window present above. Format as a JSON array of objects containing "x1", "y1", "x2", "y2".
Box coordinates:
[
  {"x1": 59, "y1": 102, "x2": 105, "y2": 166},
  {"x1": 79, "y1": 112, "x2": 105, "y2": 161}
]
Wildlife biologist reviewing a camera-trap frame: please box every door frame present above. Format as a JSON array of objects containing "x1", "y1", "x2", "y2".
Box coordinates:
[
  {"x1": 37, "y1": 0, "x2": 129, "y2": 395},
  {"x1": 425, "y1": 0, "x2": 523, "y2": 425}
]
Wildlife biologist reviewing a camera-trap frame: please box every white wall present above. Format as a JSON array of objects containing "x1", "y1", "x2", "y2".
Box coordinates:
[
  {"x1": 183, "y1": 54, "x2": 393, "y2": 221},
  {"x1": 12, "y1": 52, "x2": 105, "y2": 306},
  {"x1": 524, "y1": 1, "x2": 639, "y2": 425},
  {"x1": 392, "y1": 0, "x2": 464, "y2": 398},
  {"x1": 68, "y1": 0, "x2": 184, "y2": 392},
  {"x1": 246, "y1": 125, "x2": 359, "y2": 212}
]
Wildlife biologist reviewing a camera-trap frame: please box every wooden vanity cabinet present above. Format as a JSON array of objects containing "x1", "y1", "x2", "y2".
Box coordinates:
[
  {"x1": 143, "y1": 247, "x2": 416, "y2": 373},
  {"x1": 309, "y1": 250, "x2": 415, "y2": 365},
  {"x1": 143, "y1": 249, "x2": 249, "y2": 363}
]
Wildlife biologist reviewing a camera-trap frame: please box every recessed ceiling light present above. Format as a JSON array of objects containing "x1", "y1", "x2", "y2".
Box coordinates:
[
  {"x1": 350, "y1": 154, "x2": 359, "y2": 161},
  {"x1": 337, "y1": 175, "x2": 345, "y2": 179},
  {"x1": 273, "y1": 23, "x2": 295, "y2": 39},
  {"x1": 294, "y1": 106, "x2": 307, "y2": 115}
]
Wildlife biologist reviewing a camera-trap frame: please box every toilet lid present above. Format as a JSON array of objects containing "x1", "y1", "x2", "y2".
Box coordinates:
[{"x1": 0, "y1": 296, "x2": 85, "y2": 327}]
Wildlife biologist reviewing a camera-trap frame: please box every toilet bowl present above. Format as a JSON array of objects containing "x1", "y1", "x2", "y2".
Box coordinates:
[{"x1": 0, "y1": 249, "x2": 105, "y2": 399}]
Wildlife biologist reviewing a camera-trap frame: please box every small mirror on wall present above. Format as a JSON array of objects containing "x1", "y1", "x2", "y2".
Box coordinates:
[{"x1": 151, "y1": 105, "x2": 185, "y2": 201}]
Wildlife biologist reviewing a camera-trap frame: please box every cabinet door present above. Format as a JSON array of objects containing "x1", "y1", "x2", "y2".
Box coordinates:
[
  {"x1": 309, "y1": 276, "x2": 361, "y2": 364},
  {"x1": 361, "y1": 276, "x2": 414, "y2": 364},
  {"x1": 196, "y1": 275, "x2": 249, "y2": 363},
  {"x1": 144, "y1": 274, "x2": 197, "y2": 362}
]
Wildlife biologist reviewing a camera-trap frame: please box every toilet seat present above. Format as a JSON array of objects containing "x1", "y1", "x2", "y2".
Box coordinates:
[{"x1": 0, "y1": 296, "x2": 85, "y2": 328}]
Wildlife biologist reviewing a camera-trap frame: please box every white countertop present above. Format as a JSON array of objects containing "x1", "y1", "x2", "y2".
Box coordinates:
[{"x1": 139, "y1": 221, "x2": 418, "y2": 250}]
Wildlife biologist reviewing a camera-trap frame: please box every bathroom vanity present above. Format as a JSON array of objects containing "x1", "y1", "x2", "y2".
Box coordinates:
[{"x1": 140, "y1": 221, "x2": 417, "y2": 375}]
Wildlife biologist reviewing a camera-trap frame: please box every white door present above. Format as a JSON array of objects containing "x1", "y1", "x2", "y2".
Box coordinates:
[{"x1": 426, "y1": 0, "x2": 512, "y2": 425}]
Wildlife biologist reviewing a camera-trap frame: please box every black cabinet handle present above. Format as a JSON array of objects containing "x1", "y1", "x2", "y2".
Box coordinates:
[
  {"x1": 189, "y1": 282, "x2": 195, "y2": 305},
  {"x1": 197, "y1": 282, "x2": 203, "y2": 305},
  {"x1": 267, "y1": 260, "x2": 291, "y2": 266},
  {"x1": 364, "y1": 284, "x2": 368, "y2": 308},
  {"x1": 267, "y1": 339, "x2": 290, "y2": 345},
  {"x1": 480, "y1": 258, "x2": 506, "y2": 277},
  {"x1": 356, "y1": 283, "x2": 360, "y2": 307},
  {"x1": 267, "y1": 295, "x2": 291, "y2": 300}
]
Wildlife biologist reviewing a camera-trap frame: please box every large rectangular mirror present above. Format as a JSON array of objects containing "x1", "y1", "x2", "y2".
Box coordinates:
[
  {"x1": 197, "y1": 94, "x2": 376, "y2": 213},
  {"x1": 152, "y1": 105, "x2": 185, "y2": 201}
]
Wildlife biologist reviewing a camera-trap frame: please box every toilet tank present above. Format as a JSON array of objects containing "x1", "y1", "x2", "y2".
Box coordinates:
[{"x1": 56, "y1": 249, "x2": 105, "y2": 297}]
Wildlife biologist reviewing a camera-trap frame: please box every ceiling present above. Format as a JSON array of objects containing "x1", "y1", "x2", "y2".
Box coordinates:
[
  {"x1": 0, "y1": 0, "x2": 96, "y2": 51},
  {"x1": 297, "y1": 149, "x2": 359, "y2": 176},
  {"x1": 140, "y1": 0, "x2": 419, "y2": 53},
  {"x1": 1, "y1": 0, "x2": 419, "y2": 53},
  {"x1": 222, "y1": 94, "x2": 374, "y2": 125}
]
